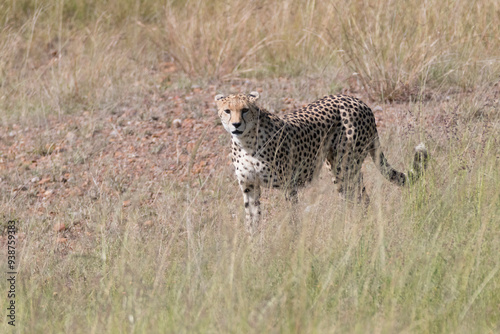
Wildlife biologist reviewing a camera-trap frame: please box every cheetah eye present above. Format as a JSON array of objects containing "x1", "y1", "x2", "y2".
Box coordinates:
[
  {"x1": 242, "y1": 108, "x2": 249, "y2": 114},
  {"x1": 224, "y1": 109, "x2": 231, "y2": 114}
]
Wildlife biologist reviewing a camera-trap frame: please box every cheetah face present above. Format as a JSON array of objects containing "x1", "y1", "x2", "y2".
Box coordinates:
[{"x1": 215, "y1": 92, "x2": 260, "y2": 137}]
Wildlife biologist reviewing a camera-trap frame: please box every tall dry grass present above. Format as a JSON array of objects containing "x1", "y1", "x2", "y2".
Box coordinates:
[
  {"x1": 152, "y1": 0, "x2": 500, "y2": 100},
  {"x1": 0, "y1": 0, "x2": 499, "y2": 333},
  {"x1": 1, "y1": 0, "x2": 499, "y2": 123},
  {"x1": 3, "y1": 106, "x2": 500, "y2": 332}
]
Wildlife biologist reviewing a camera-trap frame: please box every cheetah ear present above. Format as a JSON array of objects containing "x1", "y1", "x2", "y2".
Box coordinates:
[
  {"x1": 248, "y1": 91, "x2": 260, "y2": 102},
  {"x1": 214, "y1": 94, "x2": 225, "y2": 102}
]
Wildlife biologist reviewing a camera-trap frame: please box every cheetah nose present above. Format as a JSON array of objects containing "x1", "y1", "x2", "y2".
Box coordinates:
[{"x1": 232, "y1": 122, "x2": 242, "y2": 128}]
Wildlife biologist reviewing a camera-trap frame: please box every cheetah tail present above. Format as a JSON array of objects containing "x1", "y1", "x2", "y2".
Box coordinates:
[
  {"x1": 407, "y1": 143, "x2": 429, "y2": 184},
  {"x1": 370, "y1": 140, "x2": 429, "y2": 187}
]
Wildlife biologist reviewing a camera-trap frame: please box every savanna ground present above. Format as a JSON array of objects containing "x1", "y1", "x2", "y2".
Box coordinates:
[{"x1": 0, "y1": 0, "x2": 499, "y2": 333}]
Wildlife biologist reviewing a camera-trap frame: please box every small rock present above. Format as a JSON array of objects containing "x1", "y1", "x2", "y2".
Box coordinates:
[
  {"x1": 89, "y1": 189, "x2": 99, "y2": 200},
  {"x1": 38, "y1": 177, "x2": 50, "y2": 185},
  {"x1": 53, "y1": 223, "x2": 66, "y2": 232},
  {"x1": 304, "y1": 205, "x2": 316, "y2": 213},
  {"x1": 66, "y1": 131, "x2": 77, "y2": 143},
  {"x1": 31, "y1": 176, "x2": 40, "y2": 183},
  {"x1": 8, "y1": 131, "x2": 15, "y2": 137},
  {"x1": 373, "y1": 106, "x2": 383, "y2": 112},
  {"x1": 172, "y1": 119, "x2": 182, "y2": 128},
  {"x1": 143, "y1": 220, "x2": 153, "y2": 227},
  {"x1": 151, "y1": 143, "x2": 165, "y2": 155},
  {"x1": 123, "y1": 200, "x2": 131, "y2": 207}
]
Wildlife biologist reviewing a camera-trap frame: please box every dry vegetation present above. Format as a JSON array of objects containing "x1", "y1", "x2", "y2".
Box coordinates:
[{"x1": 0, "y1": 0, "x2": 499, "y2": 333}]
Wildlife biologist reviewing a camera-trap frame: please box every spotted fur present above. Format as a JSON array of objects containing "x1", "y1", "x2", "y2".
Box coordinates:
[{"x1": 215, "y1": 92, "x2": 428, "y2": 233}]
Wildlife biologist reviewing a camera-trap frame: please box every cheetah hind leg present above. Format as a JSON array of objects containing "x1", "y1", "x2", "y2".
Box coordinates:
[
  {"x1": 335, "y1": 172, "x2": 370, "y2": 207},
  {"x1": 354, "y1": 172, "x2": 370, "y2": 207},
  {"x1": 326, "y1": 150, "x2": 369, "y2": 207}
]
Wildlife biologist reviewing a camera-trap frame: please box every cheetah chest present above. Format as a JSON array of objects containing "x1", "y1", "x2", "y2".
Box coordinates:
[
  {"x1": 231, "y1": 128, "x2": 328, "y2": 190},
  {"x1": 232, "y1": 145, "x2": 282, "y2": 187}
]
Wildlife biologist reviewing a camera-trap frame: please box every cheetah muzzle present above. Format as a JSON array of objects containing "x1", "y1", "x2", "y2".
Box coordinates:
[{"x1": 215, "y1": 91, "x2": 429, "y2": 234}]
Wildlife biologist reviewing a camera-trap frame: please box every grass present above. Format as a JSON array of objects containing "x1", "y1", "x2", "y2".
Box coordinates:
[
  {"x1": 4, "y1": 125, "x2": 500, "y2": 333},
  {"x1": 1, "y1": 0, "x2": 500, "y2": 333},
  {"x1": 1, "y1": 0, "x2": 499, "y2": 123}
]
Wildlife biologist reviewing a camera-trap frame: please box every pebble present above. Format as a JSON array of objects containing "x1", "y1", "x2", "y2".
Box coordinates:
[
  {"x1": 53, "y1": 222, "x2": 66, "y2": 232},
  {"x1": 66, "y1": 131, "x2": 77, "y2": 143},
  {"x1": 172, "y1": 119, "x2": 182, "y2": 128}
]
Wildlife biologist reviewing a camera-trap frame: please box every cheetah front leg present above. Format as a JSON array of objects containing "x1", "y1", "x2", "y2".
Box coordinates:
[
  {"x1": 284, "y1": 187, "x2": 302, "y2": 233},
  {"x1": 240, "y1": 183, "x2": 261, "y2": 234}
]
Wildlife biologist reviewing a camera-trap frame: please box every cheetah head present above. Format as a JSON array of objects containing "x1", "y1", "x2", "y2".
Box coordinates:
[{"x1": 215, "y1": 92, "x2": 260, "y2": 137}]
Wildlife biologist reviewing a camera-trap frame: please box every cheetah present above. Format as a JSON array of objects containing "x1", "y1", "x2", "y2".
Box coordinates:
[{"x1": 215, "y1": 91, "x2": 428, "y2": 234}]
